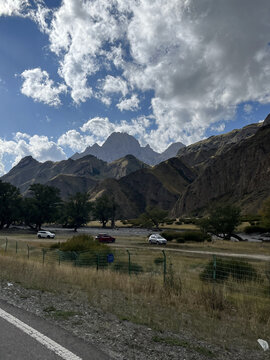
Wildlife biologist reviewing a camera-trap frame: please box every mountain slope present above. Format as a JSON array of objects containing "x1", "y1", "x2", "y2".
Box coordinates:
[
  {"x1": 172, "y1": 118, "x2": 270, "y2": 216},
  {"x1": 177, "y1": 122, "x2": 262, "y2": 169},
  {"x1": 1, "y1": 154, "x2": 149, "y2": 198},
  {"x1": 89, "y1": 157, "x2": 196, "y2": 218},
  {"x1": 71, "y1": 132, "x2": 185, "y2": 165}
]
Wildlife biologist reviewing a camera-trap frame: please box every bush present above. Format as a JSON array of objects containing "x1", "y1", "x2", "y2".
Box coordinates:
[
  {"x1": 176, "y1": 231, "x2": 210, "y2": 243},
  {"x1": 161, "y1": 230, "x2": 210, "y2": 242},
  {"x1": 244, "y1": 225, "x2": 267, "y2": 234},
  {"x1": 161, "y1": 231, "x2": 183, "y2": 241},
  {"x1": 112, "y1": 261, "x2": 143, "y2": 274},
  {"x1": 200, "y1": 258, "x2": 258, "y2": 283},
  {"x1": 55, "y1": 234, "x2": 108, "y2": 252},
  {"x1": 175, "y1": 221, "x2": 182, "y2": 225}
]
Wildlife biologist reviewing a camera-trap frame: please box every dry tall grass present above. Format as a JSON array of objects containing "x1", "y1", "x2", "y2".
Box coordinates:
[{"x1": 0, "y1": 253, "x2": 269, "y2": 349}]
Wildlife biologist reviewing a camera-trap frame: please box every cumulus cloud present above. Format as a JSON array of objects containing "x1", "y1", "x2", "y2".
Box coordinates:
[
  {"x1": 5, "y1": 0, "x2": 270, "y2": 149},
  {"x1": 101, "y1": 75, "x2": 128, "y2": 97},
  {"x1": 57, "y1": 130, "x2": 94, "y2": 152},
  {"x1": 0, "y1": 0, "x2": 29, "y2": 16},
  {"x1": 21, "y1": 68, "x2": 67, "y2": 106},
  {"x1": 117, "y1": 94, "x2": 140, "y2": 112},
  {"x1": 0, "y1": 133, "x2": 66, "y2": 175}
]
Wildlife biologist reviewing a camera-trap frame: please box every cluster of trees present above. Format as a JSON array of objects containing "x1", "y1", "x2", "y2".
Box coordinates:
[{"x1": 0, "y1": 180, "x2": 119, "y2": 231}]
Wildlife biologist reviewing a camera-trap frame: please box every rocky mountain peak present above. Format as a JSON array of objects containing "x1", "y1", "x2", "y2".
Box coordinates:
[{"x1": 71, "y1": 132, "x2": 185, "y2": 165}]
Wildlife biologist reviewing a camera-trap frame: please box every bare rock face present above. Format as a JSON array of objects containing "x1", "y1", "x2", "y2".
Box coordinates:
[
  {"x1": 177, "y1": 122, "x2": 262, "y2": 169},
  {"x1": 173, "y1": 121, "x2": 270, "y2": 216},
  {"x1": 71, "y1": 132, "x2": 185, "y2": 165}
]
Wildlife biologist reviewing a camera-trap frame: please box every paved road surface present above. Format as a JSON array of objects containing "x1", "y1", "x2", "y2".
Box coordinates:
[{"x1": 0, "y1": 299, "x2": 111, "y2": 360}]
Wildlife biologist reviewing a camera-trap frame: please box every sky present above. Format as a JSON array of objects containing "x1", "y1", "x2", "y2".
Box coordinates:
[{"x1": 0, "y1": 0, "x2": 270, "y2": 175}]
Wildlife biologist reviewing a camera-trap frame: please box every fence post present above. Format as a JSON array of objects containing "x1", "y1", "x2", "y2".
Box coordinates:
[
  {"x1": 16, "y1": 241, "x2": 18, "y2": 254},
  {"x1": 42, "y1": 249, "x2": 45, "y2": 265},
  {"x1": 213, "y1": 255, "x2": 216, "y2": 281},
  {"x1": 27, "y1": 245, "x2": 30, "y2": 259},
  {"x1": 162, "y1": 250, "x2": 166, "y2": 284},
  {"x1": 127, "y1": 250, "x2": 131, "y2": 275},
  {"x1": 5, "y1": 238, "x2": 8, "y2": 252},
  {"x1": 58, "y1": 251, "x2": 61, "y2": 266}
]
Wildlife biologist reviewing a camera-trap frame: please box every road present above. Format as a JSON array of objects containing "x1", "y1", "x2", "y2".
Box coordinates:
[{"x1": 0, "y1": 299, "x2": 111, "y2": 360}]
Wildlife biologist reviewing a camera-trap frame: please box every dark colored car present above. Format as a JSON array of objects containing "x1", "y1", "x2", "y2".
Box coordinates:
[{"x1": 95, "y1": 233, "x2": 116, "y2": 243}]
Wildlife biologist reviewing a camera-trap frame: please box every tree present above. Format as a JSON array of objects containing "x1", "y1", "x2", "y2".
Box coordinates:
[
  {"x1": 23, "y1": 183, "x2": 62, "y2": 230},
  {"x1": 63, "y1": 192, "x2": 92, "y2": 231},
  {"x1": 93, "y1": 194, "x2": 113, "y2": 228},
  {"x1": 259, "y1": 197, "x2": 270, "y2": 230},
  {"x1": 133, "y1": 206, "x2": 168, "y2": 229},
  {"x1": 198, "y1": 204, "x2": 241, "y2": 240},
  {"x1": 0, "y1": 181, "x2": 22, "y2": 229}
]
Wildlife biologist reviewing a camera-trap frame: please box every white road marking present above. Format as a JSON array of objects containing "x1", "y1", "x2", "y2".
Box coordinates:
[{"x1": 0, "y1": 307, "x2": 82, "y2": 360}]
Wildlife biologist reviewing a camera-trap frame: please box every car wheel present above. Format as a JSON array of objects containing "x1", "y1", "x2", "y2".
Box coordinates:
[
  {"x1": 38, "y1": 235, "x2": 41, "y2": 238},
  {"x1": 47, "y1": 235, "x2": 50, "y2": 238}
]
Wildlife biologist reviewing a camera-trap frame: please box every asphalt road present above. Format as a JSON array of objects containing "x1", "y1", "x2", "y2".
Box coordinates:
[{"x1": 0, "y1": 299, "x2": 111, "y2": 360}]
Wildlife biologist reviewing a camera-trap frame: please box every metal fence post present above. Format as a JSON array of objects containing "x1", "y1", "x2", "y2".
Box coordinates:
[
  {"x1": 16, "y1": 241, "x2": 18, "y2": 254},
  {"x1": 58, "y1": 251, "x2": 61, "y2": 266},
  {"x1": 27, "y1": 245, "x2": 30, "y2": 259},
  {"x1": 213, "y1": 255, "x2": 216, "y2": 281},
  {"x1": 162, "y1": 250, "x2": 166, "y2": 284},
  {"x1": 5, "y1": 238, "x2": 8, "y2": 252},
  {"x1": 127, "y1": 250, "x2": 131, "y2": 275}
]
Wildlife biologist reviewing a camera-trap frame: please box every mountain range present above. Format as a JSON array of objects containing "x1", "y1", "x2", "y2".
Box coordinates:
[
  {"x1": 71, "y1": 132, "x2": 185, "y2": 165},
  {"x1": 1, "y1": 115, "x2": 269, "y2": 217}
]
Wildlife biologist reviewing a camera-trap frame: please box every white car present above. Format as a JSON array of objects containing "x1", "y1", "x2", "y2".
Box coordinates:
[
  {"x1": 37, "y1": 231, "x2": 55, "y2": 239},
  {"x1": 148, "y1": 234, "x2": 167, "y2": 245}
]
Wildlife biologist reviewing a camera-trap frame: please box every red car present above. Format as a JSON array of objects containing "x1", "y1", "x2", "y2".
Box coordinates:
[{"x1": 95, "y1": 233, "x2": 116, "y2": 243}]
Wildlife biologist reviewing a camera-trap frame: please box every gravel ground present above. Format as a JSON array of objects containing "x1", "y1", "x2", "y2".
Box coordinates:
[{"x1": 0, "y1": 280, "x2": 268, "y2": 360}]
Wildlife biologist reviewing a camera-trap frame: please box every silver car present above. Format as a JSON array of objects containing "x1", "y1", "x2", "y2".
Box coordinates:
[
  {"x1": 148, "y1": 234, "x2": 167, "y2": 245},
  {"x1": 37, "y1": 231, "x2": 55, "y2": 239}
]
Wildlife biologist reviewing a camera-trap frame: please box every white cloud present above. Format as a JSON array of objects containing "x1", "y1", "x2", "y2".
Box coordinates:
[
  {"x1": 211, "y1": 123, "x2": 226, "y2": 133},
  {"x1": 0, "y1": 0, "x2": 29, "y2": 16},
  {"x1": 101, "y1": 75, "x2": 128, "y2": 97},
  {"x1": 4, "y1": 0, "x2": 270, "y2": 149},
  {"x1": 244, "y1": 104, "x2": 253, "y2": 114},
  {"x1": 21, "y1": 68, "x2": 67, "y2": 106},
  {"x1": 0, "y1": 133, "x2": 66, "y2": 175},
  {"x1": 117, "y1": 94, "x2": 140, "y2": 112},
  {"x1": 57, "y1": 130, "x2": 94, "y2": 152}
]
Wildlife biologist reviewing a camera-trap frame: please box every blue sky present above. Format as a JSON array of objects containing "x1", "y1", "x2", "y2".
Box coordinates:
[{"x1": 0, "y1": 0, "x2": 270, "y2": 174}]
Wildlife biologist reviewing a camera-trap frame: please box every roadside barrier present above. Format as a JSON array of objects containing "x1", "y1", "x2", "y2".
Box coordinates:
[{"x1": 0, "y1": 237, "x2": 269, "y2": 297}]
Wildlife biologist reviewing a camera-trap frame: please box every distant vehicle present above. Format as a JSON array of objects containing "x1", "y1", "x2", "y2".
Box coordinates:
[
  {"x1": 37, "y1": 231, "x2": 55, "y2": 239},
  {"x1": 148, "y1": 234, "x2": 167, "y2": 245},
  {"x1": 95, "y1": 233, "x2": 115, "y2": 243}
]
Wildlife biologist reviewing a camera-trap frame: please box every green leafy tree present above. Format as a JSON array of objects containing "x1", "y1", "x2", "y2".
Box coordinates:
[
  {"x1": 133, "y1": 206, "x2": 168, "y2": 229},
  {"x1": 0, "y1": 181, "x2": 22, "y2": 229},
  {"x1": 24, "y1": 183, "x2": 62, "y2": 230},
  {"x1": 259, "y1": 197, "x2": 270, "y2": 230},
  {"x1": 198, "y1": 204, "x2": 241, "y2": 240},
  {"x1": 93, "y1": 194, "x2": 114, "y2": 228},
  {"x1": 63, "y1": 192, "x2": 92, "y2": 231}
]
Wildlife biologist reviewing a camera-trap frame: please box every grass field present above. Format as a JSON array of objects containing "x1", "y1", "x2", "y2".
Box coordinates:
[{"x1": 0, "y1": 250, "x2": 269, "y2": 351}]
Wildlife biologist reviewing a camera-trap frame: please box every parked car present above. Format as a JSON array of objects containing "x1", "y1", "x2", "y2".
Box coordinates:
[
  {"x1": 37, "y1": 231, "x2": 55, "y2": 239},
  {"x1": 95, "y1": 233, "x2": 115, "y2": 243},
  {"x1": 148, "y1": 234, "x2": 167, "y2": 245}
]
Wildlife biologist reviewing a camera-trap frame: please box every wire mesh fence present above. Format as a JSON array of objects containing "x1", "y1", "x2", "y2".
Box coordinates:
[{"x1": 0, "y1": 237, "x2": 269, "y2": 298}]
